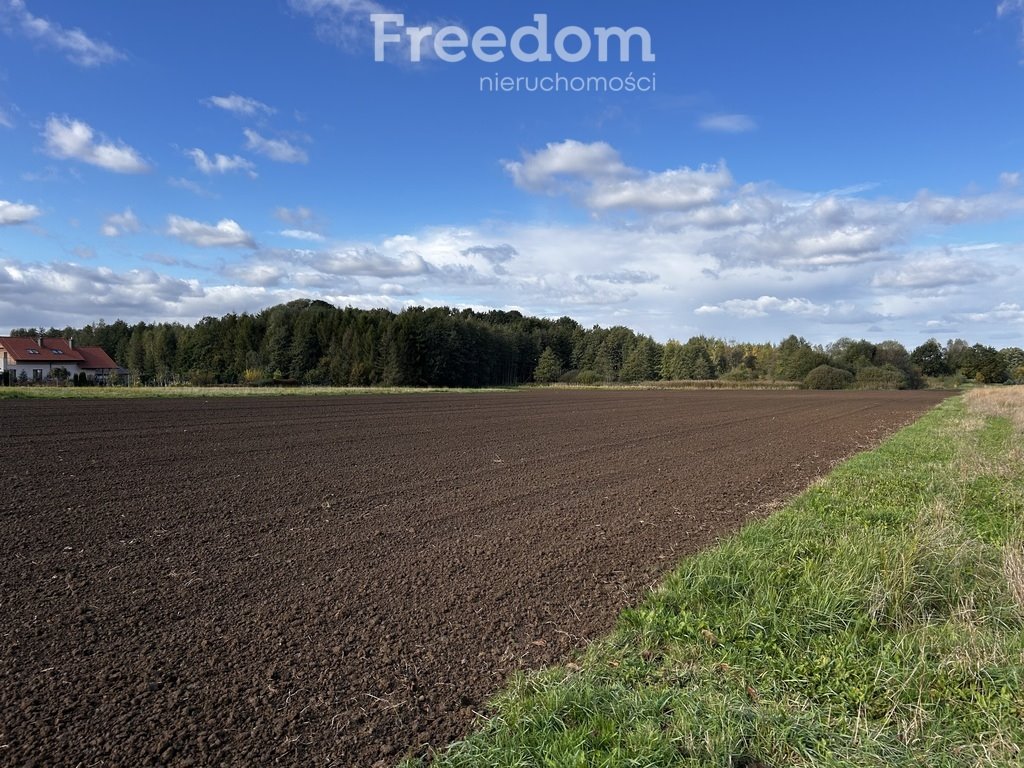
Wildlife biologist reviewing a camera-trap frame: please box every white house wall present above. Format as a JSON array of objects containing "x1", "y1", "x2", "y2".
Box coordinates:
[{"x1": 1, "y1": 361, "x2": 83, "y2": 379}]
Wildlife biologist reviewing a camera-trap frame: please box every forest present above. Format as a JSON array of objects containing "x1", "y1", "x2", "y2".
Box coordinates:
[{"x1": 7, "y1": 299, "x2": 1024, "y2": 389}]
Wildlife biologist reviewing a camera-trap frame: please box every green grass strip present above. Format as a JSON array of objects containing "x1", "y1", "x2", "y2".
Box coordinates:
[{"x1": 413, "y1": 392, "x2": 1024, "y2": 767}]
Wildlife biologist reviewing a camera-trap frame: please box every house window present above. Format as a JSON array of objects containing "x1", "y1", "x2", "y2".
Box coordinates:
[
  {"x1": 27, "y1": 349, "x2": 39, "y2": 355},
  {"x1": 52, "y1": 350, "x2": 63, "y2": 356},
  {"x1": 33, "y1": 369, "x2": 43, "y2": 382}
]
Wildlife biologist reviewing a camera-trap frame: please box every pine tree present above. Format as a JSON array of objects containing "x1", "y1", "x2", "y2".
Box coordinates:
[{"x1": 533, "y1": 347, "x2": 563, "y2": 383}]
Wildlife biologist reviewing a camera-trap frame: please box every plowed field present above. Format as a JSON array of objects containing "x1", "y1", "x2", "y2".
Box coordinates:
[{"x1": 0, "y1": 390, "x2": 949, "y2": 766}]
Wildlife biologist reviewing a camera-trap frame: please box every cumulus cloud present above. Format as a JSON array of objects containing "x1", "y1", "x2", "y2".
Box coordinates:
[
  {"x1": 187, "y1": 148, "x2": 257, "y2": 177},
  {"x1": 872, "y1": 249, "x2": 1013, "y2": 291},
  {"x1": 166, "y1": 215, "x2": 256, "y2": 248},
  {"x1": 43, "y1": 116, "x2": 149, "y2": 173},
  {"x1": 589, "y1": 165, "x2": 734, "y2": 213},
  {"x1": 506, "y1": 140, "x2": 1024, "y2": 274},
  {"x1": 243, "y1": 129, "x2": 308, "y2": 164},
  {"x1": 699, "y1": 113, "x2": 757, "y2": 133},
  {"x1": 965, "y1": 302, "x2": 1024, "y2": 323},
  {"x1": 8, "y1": 135, "x2": 1024, "y2": 348},
  {"x1": 461, "y1": 244, "x2": 518, "y2": 265},
  {"x1": 504, "y1": 139, "x2": 733, "y2": 213},
  {"x1": 379, "y1": 282, "x2": 414, "y2": 295},
  {"x1": 0, "y1": 199, "x2": 41, "y2": 225},
  {"x1": 0, "y1": 259, "x2": 203, "y2": 317},
  {"x1": 0, "y1": 0, "x2": 124, "y2": 66},
  {"x1": 504, "y1": 139, "x2": 631, "y2": 193},
  {"x1": 203, "y1": 94, "x2": 275, "y2": 117},
  {"x1": 310, "y1": 248, "x2": 429, "y2": 278},
  {"x1": 0, "y1": 258, "x2": 407, "y2": 329},
  {"x1": 695, "y1": 296, "x2": 841, "y2": 319},
  {"x1": 101, "y1": 208, "x2": 141, "y2": 237}
]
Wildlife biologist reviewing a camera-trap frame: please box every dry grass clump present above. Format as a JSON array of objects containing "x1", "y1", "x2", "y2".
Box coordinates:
[{"x1": 964, "y1": 387, "x2": 1024, "y2": 432}]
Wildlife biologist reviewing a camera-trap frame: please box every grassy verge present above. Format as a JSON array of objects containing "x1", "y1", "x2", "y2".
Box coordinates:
[
  {"x1": 0, "y1": 385, "x2": 520, "y2": 400},
  {"x1": 412, "y1": 389, "x2": 1024, "y2": 767}
]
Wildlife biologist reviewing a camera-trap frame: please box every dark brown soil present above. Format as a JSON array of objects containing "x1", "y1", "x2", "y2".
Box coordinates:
[{"x1": 0, "y1": 389, "x2": 949, "y2": 766}]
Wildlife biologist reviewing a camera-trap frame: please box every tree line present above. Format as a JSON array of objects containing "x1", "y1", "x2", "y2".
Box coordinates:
[{"x1": 9, "y1": 299, "x2": 1024, "y2": 388}]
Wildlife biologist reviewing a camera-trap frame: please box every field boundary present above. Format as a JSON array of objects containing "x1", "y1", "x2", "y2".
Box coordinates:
[{"x1": 0, "y1": 385, "x2": 522, "y2": 400}]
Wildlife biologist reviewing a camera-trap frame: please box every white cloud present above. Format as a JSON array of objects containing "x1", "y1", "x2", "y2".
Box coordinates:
[
  {"x1": 310, "y1": 248, "x2": 430, "y2": 277},
  {"x1": 203, "y1": 94, "x2": 275, "y2": 117},
  {"x1": 280, "y1": 229, "x2": 325, "y2": 242},
  {"x1": 187, "y1": 148, "x2": 257, "y2": 177},
  {"x1": 504, "y1": 139, "x2": 630, "y2": 193},
  {"x1": 274, "y1": 206, "x2": 315, "y2": 225},
  {"x1": 288, "y1": 0, "x2": 391, "y2": 50},
  {"x1": 379, "y1": 282, "x2": 414, "y2": 295},
  {"x1": 504, "y1": 139, "x2": 733, "y2": 213},
  {"x1": 0, "y1": 0, "x2": 124, "y2": 66},
  {"x1": 589, "y1": 270, "x2": 659, "y2": 285},
  {"x1": 0, "y1": 105, "x2": 12, "y2": 128},
  {"x1": 699, "y1": 113, "x2": 757, "y2": 134},
  {"x1": 999, "y1": 0, "x2": 1024, "y2": 48},
  {"x1": 965, "y1": 302, "x2": 1024, "y2": 324},
  {"x1": 588, "y1": 165, "x2": 734, "y2": 213},
  {"x1": 872, "y1": 250, "x2": 1013, "y2": 291},
  {"x1": 695, "y1": 296, "x2": 837, "y2": 319},
  {"x1": 101, "y1": 208, "x2": 141, "y2": 237},
  {"x1": 243, "y1": 129, "x2": 308, "y2": 164},
  {"x1": 4, "y1": 208, "x2": 1024, "y2": 348},
  {"x1": 0, "y1": 259, "x2": 203, "y2": 319},
  {"x1": 0, "y1": 199, "x2": 41, "y2": 225},
  {"x1": 505, "y1": 141, "x2": 1024, "y2": 274},
  {"x1": 6, "y1": 136, "x2": 1024, "y2": 349},
  {"x1": 289, "y1": 0, "x2": 443, "y2": 62},
  {"x1": 0, "y1": 259, "x2": 407, "y2": 327},
  {"x1": 166, "y1": 215, "x2": 256, "y2": 248},
  {"x1": 43, "y1": 116, "x2": 149, "y2": 174},
  {"x1": 168, "y1": 177, "x2": 214, "y2": 198}
]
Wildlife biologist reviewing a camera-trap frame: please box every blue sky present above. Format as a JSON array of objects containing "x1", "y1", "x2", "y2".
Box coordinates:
[{"x1": 1, "y1": 0, "x2": 1024, "y2": 348}]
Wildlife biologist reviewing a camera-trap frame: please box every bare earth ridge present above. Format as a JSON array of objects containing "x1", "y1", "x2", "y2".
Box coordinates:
[{"x1": 0, "y1": 390, "x2": 950, "y2": 766}]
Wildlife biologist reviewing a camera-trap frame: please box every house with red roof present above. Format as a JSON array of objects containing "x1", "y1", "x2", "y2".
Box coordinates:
[{"x1": 0, "y1": 336, "x2": 120, "y2": 384}]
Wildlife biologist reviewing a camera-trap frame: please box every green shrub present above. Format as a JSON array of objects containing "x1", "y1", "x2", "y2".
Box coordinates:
[
  {"x1": 856, "y1": 364, "x2": 908, "y2": 390},
  {"x1": 575, "y1": 370, "x2": 601, "y2": 386},
  {"x1": 804, "y1": 364, "x2": 854, "y2": 390},
  {"x1": 721, "y1": 366, "x2": 756, "y2": 382}
]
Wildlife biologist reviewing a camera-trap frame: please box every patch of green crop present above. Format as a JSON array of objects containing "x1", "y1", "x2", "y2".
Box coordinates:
[{"x1": 409, "y1": 392, "x2": 1024, "y2": 767}]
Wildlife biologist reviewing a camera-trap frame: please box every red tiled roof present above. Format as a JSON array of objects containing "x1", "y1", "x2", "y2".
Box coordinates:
[
  {"x1": 0, "y1": 337, "x2": 85, "y2": 363},
  {"x1": 76, "y1": 345, "x2": 118, "y2": 370}
]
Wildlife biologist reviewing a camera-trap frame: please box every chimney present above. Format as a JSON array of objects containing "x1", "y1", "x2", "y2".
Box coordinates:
[
  {"x1": 69, "y1": 337, "x2": 74, "y2": 350},
  {"x1": 37, "y1": 335, "x2": 43, "y2": 347}
]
